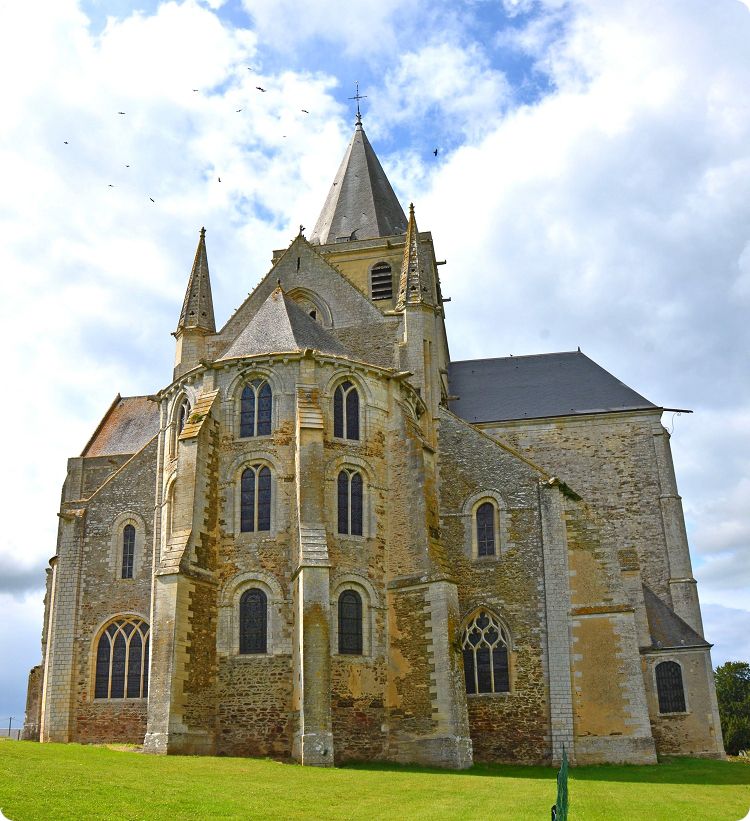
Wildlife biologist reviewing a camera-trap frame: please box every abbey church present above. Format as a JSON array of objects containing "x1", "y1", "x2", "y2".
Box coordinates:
[{"x1": 23, "y1": 114, "x2": 725, "y2": 767}]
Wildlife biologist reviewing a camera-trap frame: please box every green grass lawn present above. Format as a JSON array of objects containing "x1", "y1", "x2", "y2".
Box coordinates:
[{"x1": 1, "y1": 740, "x2": 748, "y2": 820}]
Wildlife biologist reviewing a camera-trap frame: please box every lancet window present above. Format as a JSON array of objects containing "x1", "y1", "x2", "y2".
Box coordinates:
[
  {"x1": 476, "y1": 502, "x2": 496, "y2": 557},
  {"x1": 240, "y1": 379, "x2": 272, "y2": 438},
  {"x1": 94, "y1": 616, "x2": 150, "y2": 700},
  {"x1": 656, "y1": 661, "x2": 686, "y2": 713},
  {"x1": 333, "y1": 381, "x2": 359, "y2": 440},
  {"x1": 121, "y1": 524, "x2": 135, "y2": 579},
  {"x1": 338, "y1": 590, "x2": 363, "y2": 655},
  {"x1": 461, "y1": 610, "x2": 510, "y2": 695},
  {"x1": 240, "y1": 465, "x2": 272, "y2": 533},
  {"x1": 337, "y1": 469, "x2": 363, "y2": 536},
  {"x1": 239, "y1": 588, "x2": 268, "y2": 654}
]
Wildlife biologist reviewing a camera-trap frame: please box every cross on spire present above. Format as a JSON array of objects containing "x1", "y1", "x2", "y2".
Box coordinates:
[{"x1": 348, "y1": 81, "x2": 367, "y2": 125}]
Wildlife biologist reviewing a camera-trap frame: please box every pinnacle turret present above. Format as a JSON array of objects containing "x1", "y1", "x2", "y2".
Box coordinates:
[
  {"x1": 177, "y1": 227, "x2": 216, "y2": 333},
  {"x1": 396, "y1": 204, "x2": 430, "y2": 310}
]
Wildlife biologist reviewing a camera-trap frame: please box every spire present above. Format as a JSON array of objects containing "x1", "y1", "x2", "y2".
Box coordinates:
[
  {"x1": 177, "y1": 227, "x2": 216, "y2": 333},
  {"x1": 309, "y1": 120, "x2": 407, "y2": 245},
  {"x1": 396, "y1": 203, "x2": 430, "y2": 310}
]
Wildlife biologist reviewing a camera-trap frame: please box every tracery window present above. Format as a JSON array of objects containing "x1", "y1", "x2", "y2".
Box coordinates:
[
  {"x1": 461, "y1": 610, "x2": 510, "y2": 695},
  {"x1": 239, "y1": 588, "x2": 268, "y2": 654},
  {"x1": 121, "y1": 524, "x2": 135, "y2": 579},
  {"x1": 656, "y1": 661, "x2": 686, "y2": 713},
  {"x1": 240, "y1": 465, "x2": 272, "y2": 533},
  {"x1": 333, "y1": 381, "x2": 359, "y2": 440},
  {"x1": 337, "y1": 469, "x2": 363, "y2": 536},
  {"x1": 476, "y1": 502, "x2": 496, "y2": 557},
  {"x1": 370, "y1": 262, "x2": 393, "y2": 300},
  {"x1": 240, "y1": 379, "x2": 272, "y2": 438},
  {"x1": 94, "y1": 616, "x2": 149, "y2": 699},
  {"x1": 338, "y1": 590, "x2": 363, "y2": 655},
  {"x1": 177, "y1": 398, "x2": 190, "y2": 435}
]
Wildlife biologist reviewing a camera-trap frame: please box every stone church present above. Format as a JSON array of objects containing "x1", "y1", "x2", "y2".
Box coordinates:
[{"x1": 24, "y1": 113, "x2": 725, "y2": 767}]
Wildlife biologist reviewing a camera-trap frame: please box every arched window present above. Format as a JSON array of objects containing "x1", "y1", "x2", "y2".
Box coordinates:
[
  {"x1": 240, "y1": 465, "x2": 272, "y2": 533},
  {"x1": 461, "y1": 610, "x2": 510, "y2": 695},
  {"x1": 240, "y1": 379, "x2": 272, "y2": 438},
  {"x1": 476, "y1": 502, "x2": 496, "y2": 557},
  {"x1": 239, "y1": 588, "x2": 268, "y2": 654},
  {"x1": 171, "y1": 397, "x2": 191, "y2": 456},
  {"x1": 337, "y1": 469, "x2": 363, "y2": 536},
  {"x1": 334, "y1": 381, "x2": 359, "y2": 440},
  {"x1": 656, "y1": 661, "x2": 686, "y2": 713},
  {"x1": 94, "y1": 616, "x2": 150, "y2": 699},
  {"x1": 370, "y1": 262, "x2": 393, "y2": 300},
  {"x1": 121, "y1": 524, "x2": 135, "y2": 579},
  {"x1": 338, "y1": 590, "x2": 363, "y2": 655}
]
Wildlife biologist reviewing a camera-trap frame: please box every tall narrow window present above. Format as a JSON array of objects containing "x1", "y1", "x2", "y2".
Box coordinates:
[
  {"x1": 121, "y1": 524, "x2": 135, "y2": 579},
  {"x1": 476, "y1": 502, "x2": 496, "y2": 557},
  {"x1": 338, "y1": 590, "x2": 363, "y2": 655},
  {"x1": 94, "y1": 617, "x2": 150, "y2": 699},
  {"x1": 240, "y1": 379, "x2": 272, "y2": 437},
  {"x1": 239, "y1": 588, "x2": 268, "y2": 654},
  {"x1": 334, "y1": 381, "x2": 359, "y2": 440},
  {"x1": 172, "y1": 397, "x2": 191, "y2": 456},
  {"x1": 370, "y1": 262, "x2": 393, "y2": 300},
  {"x1": 656, "y1": 661, "x2": 686, "y2": 713},
  {"x1": 462, "y1": 610, "x2": 510, "y2": 695},
  {"x1": 240, "y1": 465, "x2": 272, "y2": 533},
  {"x1": 337, "y1": 469, "x2": 363, "y2": 536}
]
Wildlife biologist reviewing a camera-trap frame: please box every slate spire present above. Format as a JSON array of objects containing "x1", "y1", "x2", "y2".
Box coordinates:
[
  {"x1": 177, "y1": 227, "x2": 216, "y2": 333},
  {"x1": 309, "y1": 117, "x2": 407, "y2": 244},
  {"x1": 396, "y1": 203, "x2": 430, "y2": 310}
]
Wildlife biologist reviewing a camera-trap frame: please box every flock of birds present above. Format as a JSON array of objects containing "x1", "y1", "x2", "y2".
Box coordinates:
[{"x1": 60, "y1": 69, "x2": 440, "y2": 204}]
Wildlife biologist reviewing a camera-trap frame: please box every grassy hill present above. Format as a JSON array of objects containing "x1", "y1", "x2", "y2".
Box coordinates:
[{"x1": 0, "y1": 740, "x2": 748, "y2": 820}]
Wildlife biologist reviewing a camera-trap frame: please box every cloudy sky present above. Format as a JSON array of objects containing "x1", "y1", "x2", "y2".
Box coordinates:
[{"x1": 1, "y1": 0, "x2": 749, "y2": 724}]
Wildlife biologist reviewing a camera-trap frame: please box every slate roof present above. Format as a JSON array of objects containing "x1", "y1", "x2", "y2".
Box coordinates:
[
  {"x1": 219, "y1": 287, "x2": 350, "y2": 360},
  {"x1": 309, "y1": 119, "x2": 407, "y2": 244},
  {"x1": 82, "y1": 395, "x2": 160, "y2": 457},
  {"x1": 448, "y1": 350, "x2": 657, "y2": 424},
  {"x1": 642, "y1": 585, "x2": 709, "y2": 649},
  {"x1": 178, "y1": 228, "x2": 215, "y2": 332}
]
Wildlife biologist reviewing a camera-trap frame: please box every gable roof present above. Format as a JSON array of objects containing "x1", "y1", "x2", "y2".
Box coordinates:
[
  {"x1": 642, "y1": 585, "x2": 709, "y2": 650},
  {"x1": 219, "y1": 287, "x2": 350, "y2": 360},
  {"x1": 309, "y1": 119, "x2": 407, "y2": 244},
  {"x1": 448, "y1": 350, "x2": 657, "y2": 424},
  {"x1": 82, "y1": 395, "x2": 160, "y2": 457}
]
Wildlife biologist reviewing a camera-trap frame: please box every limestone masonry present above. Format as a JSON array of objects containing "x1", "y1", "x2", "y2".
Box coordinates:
[{"x1": 23, "y1": 115, "x2": 725, "y2": 766}]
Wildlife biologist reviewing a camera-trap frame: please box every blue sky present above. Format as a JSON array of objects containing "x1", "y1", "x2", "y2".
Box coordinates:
[{"x1": 1, "y1": 0, "x2": 749, "y2": 725}]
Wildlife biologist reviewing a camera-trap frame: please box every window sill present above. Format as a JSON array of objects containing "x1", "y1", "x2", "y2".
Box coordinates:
[
  {"x1": 92, "y1": 697, "x2": 147, "y2": 703},
  {"x1": 658, "y1": 710, "x2": 689, "y2": 717},
  {"x1": 466, "y1": 691, "x2": 512, "y2": 698}
]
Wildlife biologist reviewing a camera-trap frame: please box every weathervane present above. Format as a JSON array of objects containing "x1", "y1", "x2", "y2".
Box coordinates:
[{"x1": 348, "y1": 81, "x2": 367, "y2": 124}]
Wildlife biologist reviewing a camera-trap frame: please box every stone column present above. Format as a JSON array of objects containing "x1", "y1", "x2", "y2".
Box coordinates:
[
  {"x1": 651, "y1": 425, "x2": 703, "y2": 635},
  {"x1": 539, "y1": 480, "x2": 575, "y2": 765},
  {"x1": 292, "y1": 375, "x2": 334, "y2": 766}
]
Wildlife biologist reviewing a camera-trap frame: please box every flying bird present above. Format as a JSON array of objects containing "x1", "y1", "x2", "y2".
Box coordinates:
[
  {"x1": 433, "y1": 148, "x2": 438, "y2": 156},
  {"x1": 149, "y1": 197, "x2": 155, "y2": 202},
  {"x1": 117, "y1": 111, "x2": 126, "y2": 115},
  {"x1": 236, "y1": 109, "x2": 242, "y2": 112},
  {"x1": 218, "y1": 176, "x2": 221, "y2": 182},
  {"x1": 108, "y1": 184, "x2": 114, "y2": 187},
  {"x1": 192, "y1": 89, "x2": 199, "y2": 92},
  {"x1": 63, "y1": 141, "x2": 68, "y2": 144},
  {"x1": 125, "y1": 164, "x2": 130, "y2": 167},
  {"x1": 301, "y1": 109, "x2": 309, "y2": 114},
  {"x1": 256, "y1": 86, "x2": 266, "y2": 92}
]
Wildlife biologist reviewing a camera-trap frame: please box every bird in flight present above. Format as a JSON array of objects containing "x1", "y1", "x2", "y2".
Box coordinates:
[
  {"x1": 256, "y1": 86, "x2": 266, "y2": 92},
  {"x1": 108, "y1": 184, "x2": 114, "y2": 187},
  {"x1": 149, "y1": 197, "x2": 155, "y2": 202},
  {"x1": 192, "y1": 89, "x2": 199, "y2": 92},
  {"x1": 433, "y1": 148, "x2": 438, "y2": 156},
  {"x1": 117, "y1": 111, "x2": 126, "y2": 115},
  {"x1": 125, "y1": 164, "x2": 130, "y2": 168},
  {"x1": 218, "y1": 176, "x2": 221, "y2": 182},
  {"x1": 63, "y1": 141, "x2": 68, "y2": 144},
  {"x1": 236, "y1": 109, "x2": 242, "y2": 112},
  {"x1": 301, "y1": 109, "x2": 309, "y2": 114}
]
